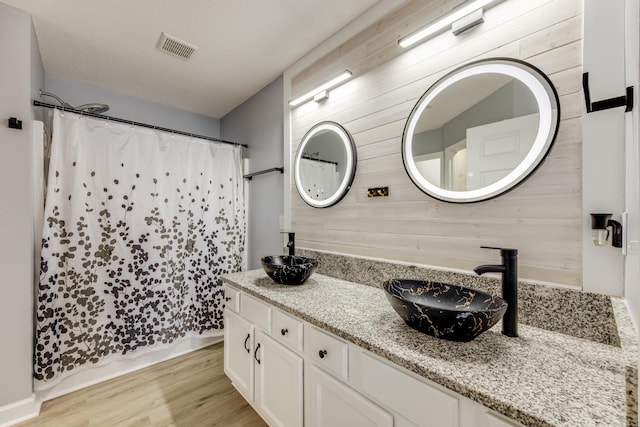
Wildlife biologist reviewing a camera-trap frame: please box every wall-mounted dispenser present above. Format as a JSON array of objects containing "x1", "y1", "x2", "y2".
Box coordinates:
[{"x1": 590, "y1": 213, "x2": 622, "y2": 248}]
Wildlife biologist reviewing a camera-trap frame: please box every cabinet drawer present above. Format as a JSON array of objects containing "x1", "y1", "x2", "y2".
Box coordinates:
[
  {"x1": 305, "y1": 364, "x2": 392, "y2": 427},
  {"x1": 224, "y1": 286, "x2": 240, "y2": 313},
  {"x1": 271, "y1": 309, "x2": 303, "y2": 353},
  {"x1": 240, "y1": 293, "x2": 271, "y2": 331},
  {"x1": 360, "y1": 352, "x2": 459, "y2": 427},
  {"x1": 304, "y1": 324, "x2": 348, "y2": 380}
]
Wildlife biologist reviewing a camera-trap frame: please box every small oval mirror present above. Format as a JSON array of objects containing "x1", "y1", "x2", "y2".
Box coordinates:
[
  {"x1": 294, "y1": 121, "x2": 357, "y2": 208},
  {"x1": 402, "y1": 58, "x2": 560, "y2": 203}
]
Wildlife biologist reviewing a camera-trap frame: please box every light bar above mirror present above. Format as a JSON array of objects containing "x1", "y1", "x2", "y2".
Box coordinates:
[
  {"x1": 289, "y1": 70, "x2": 352, "y2": 107},
  {"x1": 399, "y1": 0, "x2": 501, "y2": 48}
]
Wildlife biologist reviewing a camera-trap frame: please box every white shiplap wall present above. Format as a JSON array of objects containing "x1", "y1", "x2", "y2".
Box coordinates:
[{"x1": 289, "y1": 0, "x2": 584, "y2": 287}]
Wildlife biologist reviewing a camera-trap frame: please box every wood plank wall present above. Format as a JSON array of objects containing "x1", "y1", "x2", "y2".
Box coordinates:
[{"x1": 289, "y1": 0, "x2": 584, "y2": 287}]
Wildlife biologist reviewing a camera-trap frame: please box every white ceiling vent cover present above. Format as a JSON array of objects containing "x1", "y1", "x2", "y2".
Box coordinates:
[{"x1": 157, "y1": 32, "x2": 199, "y2": 60}]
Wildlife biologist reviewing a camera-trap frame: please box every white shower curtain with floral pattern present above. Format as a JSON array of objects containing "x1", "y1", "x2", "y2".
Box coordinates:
[{"x1": 35, "y1": 110, "x2": 245, "y2": 388}]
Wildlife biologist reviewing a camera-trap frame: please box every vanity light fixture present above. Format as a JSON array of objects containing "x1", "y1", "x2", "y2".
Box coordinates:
[
  {"x1": 313, "y1": 90, "x2": 329, "y2": 103},
  {"x1": 398, "y1": 0, "x2": 499, "y2": 48},
  {"x1": 289, "y1": 70, "x2": 352, "y2": 107}
]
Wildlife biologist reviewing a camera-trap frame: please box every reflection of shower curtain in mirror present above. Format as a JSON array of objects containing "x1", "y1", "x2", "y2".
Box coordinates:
[
  {"x1": 35, "y1": 110, "x2": 246, "y2": 389},
  {"x1": 300, "y1": 158, "x2": 339, "y2": 200}
]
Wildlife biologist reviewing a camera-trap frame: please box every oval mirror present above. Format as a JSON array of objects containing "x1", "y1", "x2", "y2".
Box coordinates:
[
  {"x1": 294, "y1": 121, "x2": 357, "y2": 208},
  {"x1": 402, "y1": 58, "x2": 560, "y2": 203}
]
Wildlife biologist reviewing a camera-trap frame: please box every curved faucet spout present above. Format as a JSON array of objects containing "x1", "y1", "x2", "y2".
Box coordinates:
[{"x1": 473, "y1": 264, "x2": 506, "y2": 275}]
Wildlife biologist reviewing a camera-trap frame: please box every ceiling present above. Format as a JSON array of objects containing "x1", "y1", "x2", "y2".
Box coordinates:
[{"x1": 3, "y1": 0, "x2": 380, "y2": 118}]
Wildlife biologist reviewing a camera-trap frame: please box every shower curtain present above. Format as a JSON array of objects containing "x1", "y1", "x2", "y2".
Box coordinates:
[
  {"x1": 299, "y1": 158, "x2": 339, "y2": 200},
  {"x1": 35, "y1": 110, "x2": 245, "y2": 388}
]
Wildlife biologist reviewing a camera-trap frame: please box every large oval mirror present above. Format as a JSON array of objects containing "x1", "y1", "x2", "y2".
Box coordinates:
[
  {"x1": 294, "y1": 121, "x2": 357, "y2": 208},
  {"x1": 402, "y1": 58, "x2": 560, "y2": 203}
]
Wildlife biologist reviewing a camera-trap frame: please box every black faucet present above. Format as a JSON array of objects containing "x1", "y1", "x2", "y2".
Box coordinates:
[
  {"x1": 473, "y1": 246, "x2": 518, "y2": 337},
  {"x1": 285, "y1": 232, "x2": 295, "y2": 256}
]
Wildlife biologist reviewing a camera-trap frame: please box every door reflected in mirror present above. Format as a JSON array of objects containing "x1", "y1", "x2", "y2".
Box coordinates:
[
  {"x1": 294, "y1": 122, "x2": 357, "y2": 208},
  {"x1": 403, "y1": 58, "x2": 560, "y2": 203}
]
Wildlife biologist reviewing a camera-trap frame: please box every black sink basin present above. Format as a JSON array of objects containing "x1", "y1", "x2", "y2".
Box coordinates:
[
  {"x1": 261, "y1": 255, "x2": 318, "y2": 286},
  {"x1": 382, "y1": 279, "x2": 507, "y2": 342}
]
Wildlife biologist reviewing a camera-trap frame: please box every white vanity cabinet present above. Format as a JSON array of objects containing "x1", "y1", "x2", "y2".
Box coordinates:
[
  {"x1": 223, "y1": 309, "x2": 254, "y2": 401},
  {"x1": 303, "y1": 324, "x2": 392, "y2": 427},
  {"x1": 223, "y1": 290, "x2": 303, "y2": 427},
  {"x1": 224, "y1": 285, "x2": 522, "y2": 427},
  {"x1": 254, "y1": 329, "x2": 304, "y2": 427},
  {"x1": 349, "y1": 348, "x2": 459, "y2": 427},
  {"x1": 305, "y1": 363, "x2": 393, "y2": 427},
  {"x1": 348, "y1": 345, "x2": 522, "y2": 427}
]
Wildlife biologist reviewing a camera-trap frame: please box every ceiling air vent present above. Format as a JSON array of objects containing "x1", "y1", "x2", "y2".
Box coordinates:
[{"x1": 157, "y1": 32, "x2": 198, "y2": 60}]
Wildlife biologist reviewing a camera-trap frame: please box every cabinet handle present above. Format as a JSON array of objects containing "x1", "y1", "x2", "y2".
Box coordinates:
[
  {"x1": 225, "y1": 296, "x2": 231, "y2": 302},
  {"x1": 254, "y1": 343, "x2": 262, "y2": 365},
  {"x1": 319, "y1": 349, "x2": 327, "y2": 359},
  {"x1": 281, "y1": 328, "x2": 288, "y2": 336},
  {"x1": 244, "y1": 333, "x2": 250, "y2": 353}
]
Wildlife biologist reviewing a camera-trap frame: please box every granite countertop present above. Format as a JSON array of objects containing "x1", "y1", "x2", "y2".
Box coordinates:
[{"x1": 222, "y1": 269, "x2": 638, "y2": 427}]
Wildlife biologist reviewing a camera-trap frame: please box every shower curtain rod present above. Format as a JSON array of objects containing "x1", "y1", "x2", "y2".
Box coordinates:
[
  {"x1": 301, "y1": 155, "x2": 338, "y2": 166},
  {"x1": 33, "y1": 100, "x2": 248, "y2": 148}
]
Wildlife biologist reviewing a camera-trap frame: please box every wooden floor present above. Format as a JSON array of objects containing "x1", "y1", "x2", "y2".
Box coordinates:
[{"x1": 17, "y1": 343, "x2": 267, "y2": 427}]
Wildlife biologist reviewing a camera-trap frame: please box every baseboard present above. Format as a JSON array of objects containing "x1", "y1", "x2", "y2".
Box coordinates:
[{"x1": 0, "y1": 394, "x2": 40, "y2": 427}]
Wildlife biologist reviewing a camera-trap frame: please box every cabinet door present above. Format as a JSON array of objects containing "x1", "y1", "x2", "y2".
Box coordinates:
[
  {"x1": 254, "y1": 329, "x2": 303, "y2": 427},
  {"x1": 305, "y1": 364, "x2": 393, "y2": 427},
  {"x1": 224, "y1": 309, "x2": 254, "y2": 401}
]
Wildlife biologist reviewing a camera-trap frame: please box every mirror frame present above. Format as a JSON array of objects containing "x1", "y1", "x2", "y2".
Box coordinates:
[
  {"x1": 402, "y1": 58, "x2": 560, "y2": 203},
  {"x1": 294, "y1": 121, "x2": 357, "y2": 208}
]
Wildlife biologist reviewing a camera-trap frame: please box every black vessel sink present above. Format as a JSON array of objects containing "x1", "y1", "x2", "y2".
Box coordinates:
[
  {"x1": 261, "y1": 255, "x2": 318, "y2": 286},
  {"x1": 382, "y1": 279, "x2": 507, "y2": 342}
]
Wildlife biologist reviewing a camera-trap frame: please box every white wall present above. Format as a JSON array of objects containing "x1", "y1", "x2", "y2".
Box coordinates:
[
  {"x1": 44, "y1": 74, "x2": 221, "y2": 137},
  {"x1": 288, "y1": 0, "x2": 585, "y2": 287},
  {"x1": 0, "y1": 1, "x2": 43, "y2": 421},
  {"x1": 284, "y1": 0, "x2": 640, "y2": 302},
  {"x1": 581, "y1": 0, "x2": 626, "y2": 295},
  {"x1": 221, "y1": 76, "x2": 285, "y2": 269},
  {"x1": 624, "y1": 0, "x2": 640, "y2": 330}
]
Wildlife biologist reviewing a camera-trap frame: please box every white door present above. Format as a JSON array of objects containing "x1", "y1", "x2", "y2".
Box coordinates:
[
  {"x1": 466, "y1": 113, "x2": 539, "y2": 190},
  {"x1": 254, "y1": 329, "x2": 304, "y2": 427},
  {"x1": 305, "y1": 364, "x2": 393, "y2": 427},
  {"x1": 444, "y1": 139, "x2": 467, "y2": 191},
  {"x1": 224, "y1": 309, "x2": 254, "y2": 401}
]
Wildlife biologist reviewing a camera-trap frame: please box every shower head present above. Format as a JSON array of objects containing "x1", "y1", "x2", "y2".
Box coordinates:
[
  {"x1": 39, "y1": 90, "x2": 110, "y2": 114},
  {"x1": 75, "y1": 103, "x2": 110, "y2": 114}
]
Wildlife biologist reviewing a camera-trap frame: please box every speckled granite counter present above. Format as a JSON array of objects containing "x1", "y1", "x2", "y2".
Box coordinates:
[{"x1": 222, "y1": 269, "x2": 638, "y2": 427}]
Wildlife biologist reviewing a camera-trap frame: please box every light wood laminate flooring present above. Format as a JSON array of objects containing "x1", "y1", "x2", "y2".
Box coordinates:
[{"x1": 17, "y1": 343, "x2": 267, "y2": 427}]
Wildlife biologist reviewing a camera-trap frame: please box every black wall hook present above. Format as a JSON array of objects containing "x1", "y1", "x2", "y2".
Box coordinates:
[
  {"x1": 582, "y1": 72, "x2": 633, "y2": 113},
  {"x1": 8, "y1": 117, "x2": 22, "y2": 129}
]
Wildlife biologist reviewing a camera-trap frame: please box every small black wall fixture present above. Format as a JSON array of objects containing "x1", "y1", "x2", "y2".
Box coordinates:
[
  {"x1": 8, "y1": 117, "x2": 22, "y2": 130},
  {"x1": 582, "y1": 72, "x2": 633, "y2": 113},
  {"x1": 590, "y1": 213, "x2": 623, "y2": 248}
]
